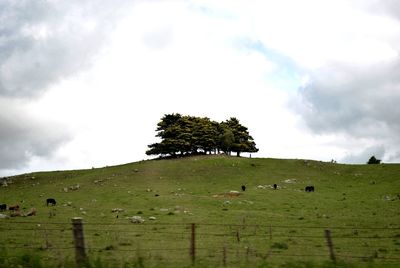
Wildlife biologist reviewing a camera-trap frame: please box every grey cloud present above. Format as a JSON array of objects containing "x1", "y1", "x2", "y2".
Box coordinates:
[
  {"x1": 355, "y1": 0, "x2": 400, "y2": 21},
  {"x1": 297, "y1": 60, "x2": 400, "y2": 135},
  {"x1": 0, "y1": 0, "x2": 133, "y2": 98},
  {"x1": 0, "y1": 100, "x2": 72, "y2": 173},
  {"x1": 0, "y1": 0, "x2": 136, "y2": 175},
  {"x1": 295, "y1": 59, "x2": 400, "y2": 162}
]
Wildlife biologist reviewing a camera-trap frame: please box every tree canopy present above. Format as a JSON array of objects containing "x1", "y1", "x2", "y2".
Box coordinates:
[
  {"x1": 367, "y1": 155, "x2": 381, "y2": 164},
  {"x1": 146, "y1": 114, "x2": 258, "y2": 157}
]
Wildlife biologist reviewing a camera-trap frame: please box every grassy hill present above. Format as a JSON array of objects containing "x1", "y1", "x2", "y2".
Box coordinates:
[{"x1": 1, "y1": 155, "x2": 400, "y2": 267}]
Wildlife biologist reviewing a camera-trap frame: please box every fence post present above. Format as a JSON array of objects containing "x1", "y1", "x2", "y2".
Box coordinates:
[
  {"x1": 324, "y1": 229, "x2": 336, "y2": 262},
  {"x1": 222, "y1": 245, "x2": 227, "y2": 266},
  {"x1": 190, "y1": 223, "x2": 196, "y2": 265},
  {"x1": 269, "y1": 225, "x2": 272, "y2": 241},
  {"x1": 72, "y1": 217, "x2": 87, "y2": 267}
]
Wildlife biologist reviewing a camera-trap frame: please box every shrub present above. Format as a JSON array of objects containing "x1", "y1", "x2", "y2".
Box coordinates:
[{"x1": 367, "y1": 156, "x2": 381, "y2": 164}]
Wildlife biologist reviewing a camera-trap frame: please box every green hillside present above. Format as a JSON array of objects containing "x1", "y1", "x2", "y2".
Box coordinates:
[{"x1": 1, "y1": 155, "x2": 400, "y2": 267}]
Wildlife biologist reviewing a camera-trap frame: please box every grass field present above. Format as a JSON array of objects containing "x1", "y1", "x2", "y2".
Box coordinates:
[{"x1": 1, "y1": 155, "x2": 400, "y2": 267}]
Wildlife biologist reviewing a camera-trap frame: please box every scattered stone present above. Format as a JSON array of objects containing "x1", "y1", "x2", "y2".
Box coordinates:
[
  {"x1": 227, "y1": 190, "x2": 241, "y2": 197},
  {"x1": 112, "y1": 208, "x2": 124, "y2": 213},
  {"x1": 69, "y1": 184, "x2": 80, "y2": 191},
  {"x1": 149, "y1": 216, "x2": 156, "y2": 220},
  {"x1": 130, "y1": 216, "x2": 145, "y2": 223}
]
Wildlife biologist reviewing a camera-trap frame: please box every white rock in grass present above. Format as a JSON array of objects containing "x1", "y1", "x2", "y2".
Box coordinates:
[
  {"x1": 149, "y1": 216, "x2": 156, "y2": 220},
  {"x1": 130, "y1": 216, "x2": 145, "y2": 223}
]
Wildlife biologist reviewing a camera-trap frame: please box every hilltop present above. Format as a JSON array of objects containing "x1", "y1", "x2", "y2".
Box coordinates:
[{"x1": 2, "y1": 155, "x2": 400, "y2": 225}]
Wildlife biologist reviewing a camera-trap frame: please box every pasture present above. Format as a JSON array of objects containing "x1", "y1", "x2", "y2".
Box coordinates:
[{"x1": 0, "y1": 155, "x2": 399, "y2": 267}]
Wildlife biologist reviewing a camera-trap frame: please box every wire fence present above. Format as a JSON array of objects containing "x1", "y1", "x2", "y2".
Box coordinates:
[{"x1": 1, "y1": 220, "x2": 400, "y2": 266}]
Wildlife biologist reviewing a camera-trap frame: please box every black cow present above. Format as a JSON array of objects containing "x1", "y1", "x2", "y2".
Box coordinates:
[
  {"x1": 46, "y1": 198, "x2": 56, "y2": 206},
  {"x1": 241, "y1": 185, "x2": 246, "y2": 191},
  {"x1": 305, "y1": 186, "x2": 315, "y2": 192},
  {"x1": 273, "y1": 184, "x2": 277, "y2": 190},
  {"x1": 0, "y1": 204, "x2": 6, "y2": 211}
]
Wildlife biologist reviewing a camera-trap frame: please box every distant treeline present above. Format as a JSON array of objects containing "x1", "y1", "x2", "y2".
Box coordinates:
[{"x1": 146, "y1": 113, "x2": 258, "y2": 157}]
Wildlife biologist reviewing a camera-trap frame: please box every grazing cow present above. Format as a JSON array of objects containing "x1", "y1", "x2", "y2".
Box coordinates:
[
  {"x1": 305, "y1": 186, "x2": 315, "y2": 192},
  {"x1": 9, "y1": 204, "x2": 20, "y2": 211},
  {"x1": 241, "y1": 185, "x2": 246, "y2": 191},
  {"x1": 0, "y1": 204, "x2": 6, "y2": 211},
  {"x1": 273, "y1": 184, "x2": 277, "y2": 190},
  {"x1": 46, "y1": 198, "x2": 56, "y2": 206}
]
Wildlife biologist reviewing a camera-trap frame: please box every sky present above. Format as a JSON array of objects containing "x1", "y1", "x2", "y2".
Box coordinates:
[{"x1": 1, "y1": 0, "x2": 399, "y2": 176}]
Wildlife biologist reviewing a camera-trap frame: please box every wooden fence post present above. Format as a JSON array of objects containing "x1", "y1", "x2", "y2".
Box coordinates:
[
  {"x1": 72, "y1": 217, "x2": 87, "y2": 267},
  {"x1": 269, "y1": 225, "x2": 272, "y2": 241},
  {"x1": 324, "y1": 229, "x2": 336, "y2": 262},
  {"x1": 222, "y1": 245, "x2": 227, "y2": 266},
  {"x1": 190, "y1": 223, "x2": 196, "y2": 265}
]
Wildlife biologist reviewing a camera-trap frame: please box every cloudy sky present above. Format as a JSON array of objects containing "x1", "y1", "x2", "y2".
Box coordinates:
[{"x1": 1, "y1": 0, "x2": 399, "y2": 176}]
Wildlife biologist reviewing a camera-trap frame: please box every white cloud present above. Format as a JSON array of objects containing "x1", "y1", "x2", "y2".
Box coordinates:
[{"x1": 1, "y1": 0, "x2": 400, "y2": 175}]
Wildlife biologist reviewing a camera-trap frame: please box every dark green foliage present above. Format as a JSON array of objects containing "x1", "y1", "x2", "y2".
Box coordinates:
[
  {"x1": 221, "y1": 117, "x2": 258, "y2": 156},
  {"x1": 367, "y1": 156, "x2": 381, "y2": 164},
  {"x1": 146, "y1": 114, "x2": 258, "y2": 157}
]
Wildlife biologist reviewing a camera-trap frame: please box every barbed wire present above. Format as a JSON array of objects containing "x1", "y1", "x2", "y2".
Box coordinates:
[
  {"x1": 2, "y1": 220, "x2": 400, "y2": 230},
  {"x1": 2, "y1": 220, "x2": 400, "y2": 265}
]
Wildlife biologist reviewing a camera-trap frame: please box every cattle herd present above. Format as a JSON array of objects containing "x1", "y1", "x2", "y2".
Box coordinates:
[
  {"x1": 242, "y1": 184, "x2": 314, "y2": 192},
  {"x1": 1, "y1": 183, "x2": 316, "y2": 217},
  {"x1": 0, "y1": 198, "x2": 56, "y2": 217}
]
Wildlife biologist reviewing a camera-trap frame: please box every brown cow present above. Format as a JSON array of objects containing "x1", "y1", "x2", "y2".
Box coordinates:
[
  {"x1": 9, "y1": 204, "x2": 20, "y2": 211},
  {"x1": 25, "y1": 208, "x2": 37, "y2": 216}
]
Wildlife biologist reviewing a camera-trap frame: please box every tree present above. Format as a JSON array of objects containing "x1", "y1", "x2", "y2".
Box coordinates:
[
  {"x1": 220, "y1": 117, "x2": 258, "y2": 156},
  {"x1": 218, "y1": 128, "x2": 235, "y2": 155},
  {"x1": 146, "y1": 113, "x2": 183, "y2": 156},
  {"x1": 367, "y1": 155, "x2": 381, "y2": 164},
  {"x1": 146, "y1": 114, "x2": 258, "y2": 157}
]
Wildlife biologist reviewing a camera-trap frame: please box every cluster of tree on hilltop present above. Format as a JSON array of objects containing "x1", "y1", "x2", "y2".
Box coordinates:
[{"x1": 146, "y1": 113, "x2": 258, "y2": 157}]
